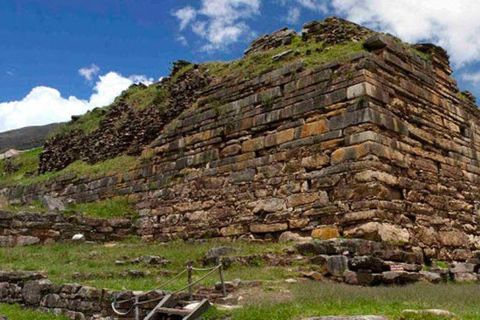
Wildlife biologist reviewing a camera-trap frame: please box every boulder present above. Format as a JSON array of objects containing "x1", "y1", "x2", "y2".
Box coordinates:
[
  {"x1": 348, "y1": 256, "x2": 384, "y2": 273},
  {"x1": 41, "y1": 195, "x2": 65, "y2": 212},
  {"x1": 453, "y1": 272, "x2": 478, "y2": 282},
  {"x1": 279, "y1": 231, "x2": 311, "y2": 243},
  {"x1": 22, "y1": 279, "x2": 53, "y2": 305},
  {"x1": 326, "y1": 255, "x2": 348, "y2": 277},
  {"x1": 419, "y1": 271, "x2": 443, "y2": 283},
  {"x1": 204, "y1": 246, "x2": 238, "y2": 264},
  {"x1": 345, "y1": 222, "x2": 410, "y2": 244},
  {"x1": 72, "y1": 234, "x2": 85, "y2": 242},
  {"x1": 400, "y1": 309, "x2": 457, "y2": 319},
  {"x1": 311, "y1": 227, "x2": 340, "y2": 240},
  {"x1": 381, "y1": 271, "x2": 421, "y2": 284}
]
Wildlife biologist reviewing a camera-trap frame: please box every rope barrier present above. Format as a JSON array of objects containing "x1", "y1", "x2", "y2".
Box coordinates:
[
  {"x1": 113, "y1": 269, "x2": 188, "y2": 305},
  {"x1": 173, "y1": 265, "x2": 221, "y2": 295},
  {"x1": 110, "y1": 263, "x2": 223, "y2": 316}
]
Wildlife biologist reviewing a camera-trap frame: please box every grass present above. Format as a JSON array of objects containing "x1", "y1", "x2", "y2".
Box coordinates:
[
  {"x1": 0, "y1": 239, "x2": 478, "y2": 319},
  {"x1": 54, "y1": 107, "x2": 107, "y2": 137},
  {"x1": 67, "y1": 197, "x2": 137, "y2": 219},
  {"x1": 204, "y1": 37, "x2": 365, "y2": 80},
  {"x1": 0, "y1": 148, "x2": 42, "y2": 183},
  {"x1": 123, "y1": 83, "x2": 170, "y2": 111},
  {"x1": 0, "y1": 153, "x2": 137, "y2": 187},
  {"x1": 211, "y1": 282, "x2": 479, "y2": 320},
  {"x1": 171, "y1": 63, "x2": 195, "y2": 83},
  {"x1": 0, "y1": 303, "x2": 68, "y2": 320},
  {"x1": 0, "y1": 239, "x2": 290, "y2": 292}
]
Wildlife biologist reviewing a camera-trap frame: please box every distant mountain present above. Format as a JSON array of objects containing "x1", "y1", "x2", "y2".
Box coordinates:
[{"x1": 0, "y1": 123, "x2": 62, "y2": 153}]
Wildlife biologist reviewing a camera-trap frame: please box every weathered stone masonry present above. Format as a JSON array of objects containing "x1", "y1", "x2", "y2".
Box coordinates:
[
  {"x1": 0, "y1": 211, "x2": 132, "y2": 247},
  {"x1": 3, "y1": 20, "x2": 480, "y2": 262}
]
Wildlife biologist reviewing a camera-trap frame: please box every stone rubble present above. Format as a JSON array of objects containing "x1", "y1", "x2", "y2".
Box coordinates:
[{"x1": 296, "y1": 238, "x2": 480, "y2": 285}]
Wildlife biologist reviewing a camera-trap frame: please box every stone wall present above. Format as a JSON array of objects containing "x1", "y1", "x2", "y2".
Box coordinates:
[
  {"x1": 0, "y1": 270, "x2": 169, "y2": 319},
  {"x1": 38, "y1": 63, "x2": 211, "y2": 173},
  {"x1": 0, "y1": 211, "x2": 132, "y2": 247},
  {"x1": 3, "y1": 18, "x2": 480, "y2": 262}
]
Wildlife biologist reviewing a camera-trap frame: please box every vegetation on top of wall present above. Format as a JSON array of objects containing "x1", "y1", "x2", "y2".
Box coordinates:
[
  {"x1": 0, "y1": 152, "x2": 137, "y2": 187},
  {"x1": 66, "y1": 197, "x2": 138, "y2": 219},
  {"x1": 121, "y1": 83, "x2": 170, "y2": 111},
  {"x1": 0, "y1": 148, "x2": 42, "y2": 185},
  {"x1": 53, "y1": 106, "x2": 108, "y2": 137},
  {"x1": 204, "y1": 36, "x2": 365, "y2": 80}
]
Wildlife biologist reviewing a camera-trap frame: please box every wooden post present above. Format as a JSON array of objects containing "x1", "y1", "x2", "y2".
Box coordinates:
[
  {"x1": 187, "y1": 261, "x2": 193, "y2": 300},
  {"x1": 134, "y1": 296, "x2": 140, "y2": 320},
  {"x1": 216, "y1": 257, "x2": 227, "y2": 297}
]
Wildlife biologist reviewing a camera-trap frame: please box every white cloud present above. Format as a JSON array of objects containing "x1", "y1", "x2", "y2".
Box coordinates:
[
  {"x1": 0, "y1": 71, "x2": 153, "y2": 133},
  {"x1": 279, "y1": 0, "x2": 328, "y2": 25},
  {"x1": 176, "y1": 35, "x2": 188, "y2": 46},
  {"x1": 296, "y1": 0, "x2": 328, "y2": 12},
  {"x1": 286, "y1": 7, "x2": 301, "y2": 24},
  {"x1": 173, "y1": 6, "x2": 197, "y2": 30},
  {"x1": 461, "y1": 72, "x2": 480, "y2": 84},
  {"x1": 173, "y1": 0, "x2": 261, "y2": 51},
  {"x1": 331, "y1": 0, "x2": 480, "y2": 67},
  {"x1": 78, "y1": 64, "x2": 100, "y2": 81}
]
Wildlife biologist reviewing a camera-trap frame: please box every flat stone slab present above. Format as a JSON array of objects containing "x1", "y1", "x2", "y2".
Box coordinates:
[
  {"x1": 306, "y1": 316, "x2": 387, "y2": 320},
  {"x1": 401, "y1": 309, "x2": 457, "y2": 319}
]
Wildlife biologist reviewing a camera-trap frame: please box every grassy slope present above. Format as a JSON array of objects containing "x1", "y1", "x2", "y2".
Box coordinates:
[
  {"x1": 0, "y1": 240, "x2": 477, "y2": 319},
  {"x1": 0, "y1": 239, "x2": 291, "y2": 291},
  {"x1": 226, "y1": 282, "x2": 479, "y2": 320},
  {"x1": 0, "y1": 148, "x2": 137, "y2": 187},
  {"x1": 0, "y1": 303, "x2": 67, "y2": 320}
]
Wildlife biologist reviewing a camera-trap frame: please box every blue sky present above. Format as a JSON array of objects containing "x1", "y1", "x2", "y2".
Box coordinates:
[{"x1": 1, "y1": 0, "x2": 480, "y2": 132}]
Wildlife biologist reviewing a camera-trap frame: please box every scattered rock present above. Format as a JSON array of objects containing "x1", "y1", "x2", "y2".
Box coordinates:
[
  {"x1": 272, "y1": 50, "x2": 293, "y2": 61},
  {"x1": 419, "y1": 271, "x2": 443, "y2": 283},
  {"x1": 204, "y1": 246, "x2": 238, "y2": 264},
  {"x1": 311, "y1": 227, "x2": 340, "y2": 240},
  {"x1": 72, "y1": 234, "x2": 85, "y2": 242},
  {"x1": 400, "y1": 309, "x2": 457, "y2": 319},
  {"x1": 244, "y1": 27, "x2": 297, "y2": 55},
  {"x1": 40, "y1": 195, "x2": 65, "y2": 212},
  {"x1": 130, "y1": 255, "x2": 169, "y2": 266},
  {"x1": 279, "y1": 231, "x2": 311, "y2": 243}
]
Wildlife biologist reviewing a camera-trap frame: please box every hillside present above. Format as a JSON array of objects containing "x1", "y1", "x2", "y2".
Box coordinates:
[{"x1": 0, "y1": 122, "x2": 61, "y2": 153}]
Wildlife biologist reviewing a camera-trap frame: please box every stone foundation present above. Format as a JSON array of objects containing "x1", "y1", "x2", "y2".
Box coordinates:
[{"x1": 0, "y1": 211, "x2": 132, "y2": 247}]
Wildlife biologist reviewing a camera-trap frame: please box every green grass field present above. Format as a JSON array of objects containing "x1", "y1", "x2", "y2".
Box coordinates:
[
  {"x1": 0, "y1": 240, "x2": 478, "y2": 319},
  {"x1": 0, "y1": 303, "x2": 68, "y2": 320}
]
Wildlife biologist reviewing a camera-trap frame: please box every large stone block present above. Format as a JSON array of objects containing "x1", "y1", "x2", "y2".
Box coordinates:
[{"x1": 345, "y1": 222, "x2": 410, "y2": 245}]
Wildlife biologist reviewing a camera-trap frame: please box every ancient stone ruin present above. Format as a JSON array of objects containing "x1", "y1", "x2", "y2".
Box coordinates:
[{"x1": 2, "y1": 16, "x2": 480, "y2": 270}]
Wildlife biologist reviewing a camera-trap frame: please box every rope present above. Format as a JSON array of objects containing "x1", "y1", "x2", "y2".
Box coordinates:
[
  {"x1": 111, "y1": 268, "x2": 188, "y2": 315},
  {"x1": 191, "y1": 266, "x2": 219, "y2": 271},
  {"x1": 111, "y1": 297, "x2": 135, "y2": 316},
  {"x1": 172, "y1": 265, "x2": 221, "y2": 295},
  {"x1": 110, "y1": 263, "x2": 222, "y2": 315}
]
